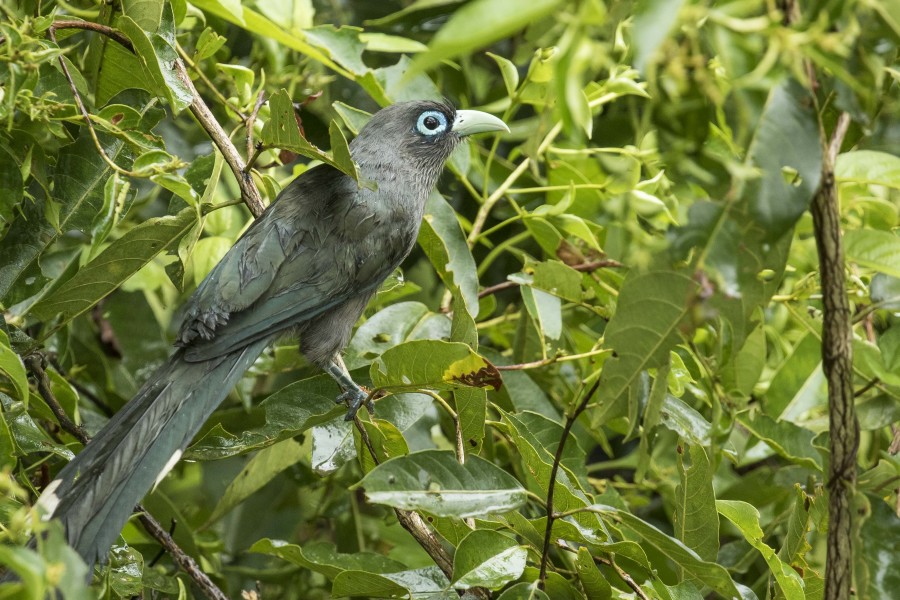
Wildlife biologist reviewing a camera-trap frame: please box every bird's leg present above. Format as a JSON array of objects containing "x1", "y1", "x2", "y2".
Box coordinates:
[{"x1": 323, "y1": 355, "x2": 374, "y2": 420}]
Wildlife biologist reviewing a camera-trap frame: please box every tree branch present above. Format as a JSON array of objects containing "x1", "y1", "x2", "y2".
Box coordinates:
[{"x1": 809, "y1": 111, "x2": 856, "y2": 600}]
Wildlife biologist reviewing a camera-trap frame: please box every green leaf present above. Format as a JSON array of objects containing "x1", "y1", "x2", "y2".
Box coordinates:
[
  {"x1": 345, "y1": 302, "x2": 450, "y2": 369},
  {"x1": 259, "y1": 89, "x2": 358, "y2": 179},
  {"x1": 370, "y1": 340, "x2": 501, "y2": 393},
  {"x1": 744, "y1": 80, "x2": 822, "y2": 239},
  {"x1": 360, "y1": 33, "x2": 428, "y2": 54},
  {"x1": 117, "y1": 7, "x2": 193, "y2": 114},
  {"x1": 409, "y1": 0, "x2": 564, "y2": 75},
  {"x1": 633, "y1": 0, "x2": 686, "y2": 73},
  {"x1": 305, "y1": 25, "x2": 367, "y2": 75},
  {"x1": 30, "y1": 207, "x2": 198, "y2": 326},
  {"x1": 487, "y1": 52, "x2": 520, "y2": 96},
  {"x1": 418, "y1": 191, "x2": 480, "y2": 319},
  {"x1": 594, "y1": 505, "x2": 744, "y2": 598},
  {"x1": 332, "y1": 101, "x2": 372, "y2": 135},
  {"x1": 357, "y1": 450, "x2": 527, "y2": 517},
  {"x1": 738, "y1": 412, "x2": 824, "y2": 471},
  {"x1": 520, "y1": 285, "x2": 562, "y2": 342},
  {"x1": 0, "y1": 331, "x2": 28, "y2": 404},
  {"x1": 330, "y1": 572, "x2": 412, "y2": 598},
  {"x1": 332, "y1": 567, "x2": 451, "y2": 598},
  {"x1": 836, "y1": 150, "x2": 900, "y2": 189},
  {"x1": 205, "y1": 438, "x2": 305, "y2": 525},
  {"x1": 194, "y1": 27, "x2": 227, "y2": 60},
  {"x1": 574, "y1": 547, "x2": 612, "y2": 599},
  {"x1": 250, "y1": 539, "x2": 406, "y2": 578},
  {"x1": 856, "y1": 494, "x2": 900, "y2": 599},
  {"x1": 675, "y1": 444, "x2": 719, "y2": 563},
  {"x1": 0, "y1": 393, "x2": 75, "y2": 460},
  {"x1": 845, "y1": 229, "x2": 900, "y2": 278},
  {"x1": 365, "y1": 0, "x2": 464, "y2": 27},
  {"x1": 592, "y1": 270, "x2": 699, "y2": 424},
  {"x1": 451, "y1": 530, "x2": 527, "y2": 590},
  {"x1": 455, "y1": 387, "x2": 487, "y2": 454},
  {"x1": 778, "y1": 485, "x2": 814, "y2": 565},
  {"x1": 185, "y1": 375, "x2": 343, "y2": 460},
  {"x1": 716, "y1": 500, "x2": 805, "y2": 599}
]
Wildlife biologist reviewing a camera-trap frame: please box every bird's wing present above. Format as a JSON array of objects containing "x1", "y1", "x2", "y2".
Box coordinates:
[{"x1": 177, "y1": 165, "x2": 385, "y2": 361}]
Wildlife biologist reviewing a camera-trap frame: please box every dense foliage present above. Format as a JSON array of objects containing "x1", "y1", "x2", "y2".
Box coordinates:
[{"x1": 1, "y1": 0, "x2": 899, "y2": 598}]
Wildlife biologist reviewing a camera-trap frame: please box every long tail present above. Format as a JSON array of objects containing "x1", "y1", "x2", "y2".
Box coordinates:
[{"x1": 37, "y1": 338, "x2": 270, "y2": 567}]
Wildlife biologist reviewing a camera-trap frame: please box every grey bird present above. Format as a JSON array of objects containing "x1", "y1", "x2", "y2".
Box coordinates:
[{"x1": 34, "y1": 100, "x2": 508, "y2": 568}]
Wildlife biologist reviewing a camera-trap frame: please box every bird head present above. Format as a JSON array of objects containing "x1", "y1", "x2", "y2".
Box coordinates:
[{"x1": 350, "y1": 100, "x2": 509, "y2": 176}]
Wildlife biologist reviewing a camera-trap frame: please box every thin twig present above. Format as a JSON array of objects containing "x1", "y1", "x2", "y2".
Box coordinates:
[
  {"x1": 496, "y1": 348, "x2": 609, "y2": 372},
  {"x1": 26, "y1": 354, "x2": 228, "y2": 600},
  {"x1": 611, "y1": 555, "x2": 650, "y2": 600},
  {"x1": 538, "y1": 378, "x2": 602, "y2": 588}
]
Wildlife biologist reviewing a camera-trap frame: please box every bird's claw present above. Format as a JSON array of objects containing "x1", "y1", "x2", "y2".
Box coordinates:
[{"x1": 336, "y1": 387, "x2": 374, "y2": 420}]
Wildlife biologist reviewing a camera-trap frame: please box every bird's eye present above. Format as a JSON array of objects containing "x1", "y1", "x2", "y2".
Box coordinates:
[{"x1": 416, "y1": 110, "x2": 448, "y2": 136}]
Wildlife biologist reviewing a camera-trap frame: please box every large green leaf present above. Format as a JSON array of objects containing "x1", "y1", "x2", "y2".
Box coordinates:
[
  {"x1": 357, "y1": 450, "x2": 527, "y2": 517},
  {"x1": 409, "y1": 0, "x2": 563, "y2": 75},
  {"x1": 185, "y1": 375, "x2": 344, "y2": 460},
  {"x1": 30, "y1": 207, "x2": 197, "y2": 325},
  {"x1": 345, "y1": 301, "x2": 450, "y2": 369},
  {"x1": 592, "y1": 270, "x2": 699, "y2": 424},
  {"x1": 744, "y1": 79, "x2": 822, "y2": 239}
]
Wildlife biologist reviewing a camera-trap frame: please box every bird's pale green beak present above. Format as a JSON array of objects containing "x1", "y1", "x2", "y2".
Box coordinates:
[{"x1": 452, "y1": 110, "x2": 509, "y2": 136}]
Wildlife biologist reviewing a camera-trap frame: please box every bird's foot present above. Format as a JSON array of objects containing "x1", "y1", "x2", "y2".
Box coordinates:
[{"x1": 336, "y1": 386, "x2": 375, "y2": 421}]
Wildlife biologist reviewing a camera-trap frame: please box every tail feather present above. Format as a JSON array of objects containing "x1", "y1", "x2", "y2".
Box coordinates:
[{"x1": 39, "y1": 338, "x2": 271, "y2": 567}]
